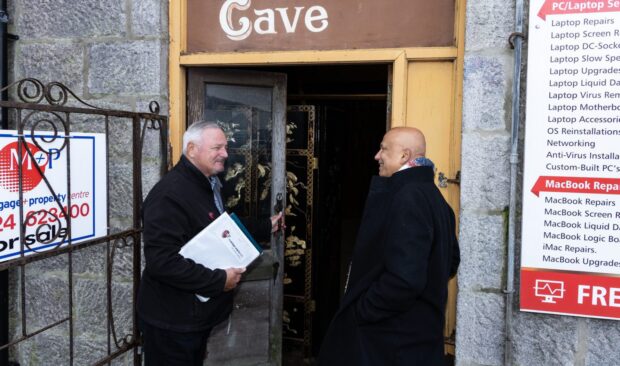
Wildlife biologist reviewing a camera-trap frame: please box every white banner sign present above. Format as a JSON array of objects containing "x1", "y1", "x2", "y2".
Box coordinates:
[
  {"x1": 0, "y1": 131, "x2": 107, "y2": 262},
  {"x1": 521, "y1": 0, "x2": 620, "y2": 319}
]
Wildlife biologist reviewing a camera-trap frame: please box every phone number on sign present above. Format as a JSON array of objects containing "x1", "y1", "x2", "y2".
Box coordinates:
[{"x1": 0, "y1": 203, "x2": 91, "y2": 232}]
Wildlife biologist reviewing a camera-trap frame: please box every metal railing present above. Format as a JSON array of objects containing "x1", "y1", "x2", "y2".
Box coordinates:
[{"x1": 0, "y1": 78, "x2": 168, "y2": 365}]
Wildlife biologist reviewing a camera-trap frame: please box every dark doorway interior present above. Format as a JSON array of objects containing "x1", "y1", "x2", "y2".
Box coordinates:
[
  {"x1": 243, "y1": 64, "x2": 388, "y2": 364},
  {"x1": 310, "y1": 98, "x2": 386, "y2": 354}
]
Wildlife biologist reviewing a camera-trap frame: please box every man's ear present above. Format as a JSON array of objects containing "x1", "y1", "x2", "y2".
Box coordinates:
[
  {"x1": 401, "y1": 148, "x2": 412, "y2": 163},
  {"x1": 187, "y1": 142, "x2": 197, "y2": 158}
]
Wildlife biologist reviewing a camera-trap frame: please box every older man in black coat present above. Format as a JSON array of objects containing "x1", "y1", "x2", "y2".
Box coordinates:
[
  {"x1": 137, "y1": 122, "x2": 282, "y2": 365},
  {"x1": 318, "y1": 127, "x2": 460, "y2": 366}
]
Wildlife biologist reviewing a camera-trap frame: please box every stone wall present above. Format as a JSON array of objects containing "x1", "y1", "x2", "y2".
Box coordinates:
[
  {"x1": 6, "y1": 0, "x2": 167, "y2": 364},
  {"x1": 456, "y1": 0, "x2": 620, "y2": 365},
  {"x1": 6, "y1": 0, "x2": 620, "y2": 365}
]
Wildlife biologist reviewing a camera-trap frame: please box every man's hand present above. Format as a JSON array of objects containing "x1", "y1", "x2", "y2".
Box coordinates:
[
  {"x1": 270, "y1": 212, "x2": 285, "y2": 233},
  {"x1": 224, "y1": 267, "x2": 246, "y2": 291}
]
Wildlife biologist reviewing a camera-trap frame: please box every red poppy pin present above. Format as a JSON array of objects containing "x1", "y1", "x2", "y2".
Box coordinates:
[{"x1": 209, "y1": 212, "x2": 216, "y2": 220}]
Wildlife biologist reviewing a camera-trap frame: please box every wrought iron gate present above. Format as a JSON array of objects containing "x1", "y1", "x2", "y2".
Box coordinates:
[{"x1": 0, "y1": 78, "x2": 168, "y2": 365}]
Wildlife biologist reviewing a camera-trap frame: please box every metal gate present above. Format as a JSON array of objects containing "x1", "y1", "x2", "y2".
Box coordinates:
[{"x1": 0, "y1": 78, "x2": 168, "y2": 365}]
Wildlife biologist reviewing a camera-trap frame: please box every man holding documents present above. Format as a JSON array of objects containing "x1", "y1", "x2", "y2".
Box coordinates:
[
  {"x1": 137, "y1": 121, "x2": 282, "y2": 365},
  {"x1": 318, "y1": 127, "x2": 460, "y2": 365}
]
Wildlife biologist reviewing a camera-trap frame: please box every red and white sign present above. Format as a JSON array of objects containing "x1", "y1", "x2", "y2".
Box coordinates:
[
  {"x1": 522, "y1": 269, "x2": 620, "y2": 319},
  {"x1": 521, "y1": 0, "x2": 620, "y2": 319},
  {"x1": 538, "y1": 0, "x2": 620, "y2": 20},
  {"x1": 0, "y1": 132, "x2": 107, "y2": 262}
]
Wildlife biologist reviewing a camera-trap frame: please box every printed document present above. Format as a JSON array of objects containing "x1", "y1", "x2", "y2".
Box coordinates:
[{"x1": 179, "y1": 212, "x2": 262, "y2": 302}]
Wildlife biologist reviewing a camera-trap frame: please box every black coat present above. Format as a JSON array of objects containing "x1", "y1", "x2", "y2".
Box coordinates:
[
  {"x1": 318, "y1": 166, "x2": 460, "y2": 366},
  {"x1": 137, "y1": 155, "x2": 270, "y2": 332}
]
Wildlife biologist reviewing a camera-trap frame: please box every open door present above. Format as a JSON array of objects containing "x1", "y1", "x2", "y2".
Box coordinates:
[
  {"x1": 406, "y1": 61, "x2": 461, "y2": 357},
  {"x1": 188, "y1": 68, "x2": 287, "y2": 365}
]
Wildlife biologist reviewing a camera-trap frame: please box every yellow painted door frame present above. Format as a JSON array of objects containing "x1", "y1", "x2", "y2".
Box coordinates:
[
  {"x1": 168, "y1": 47, "x2": 459, "y2": 163},
  {"x1": 168, "y1": 0, "x2": 466, "y2": 354},
  {"x1": 168, "y1": 0, "x2": 464, "y2": 156}
]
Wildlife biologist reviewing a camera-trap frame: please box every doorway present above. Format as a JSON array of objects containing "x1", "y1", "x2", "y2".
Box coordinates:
[
  {"x1": 185, "y1": 63, "x2": 460, "y2": 365},
  {"x1": 186, "y1": 64, "x2": 390, "y2": 364},
  {"x1": 271, "y1": 65, "x2": 389, "y2": 363}
]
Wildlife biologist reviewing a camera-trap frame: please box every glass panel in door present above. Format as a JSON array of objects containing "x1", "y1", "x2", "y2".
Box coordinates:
[{"x1": 187, "y1": 69, "x2": 286, "y2": 366}]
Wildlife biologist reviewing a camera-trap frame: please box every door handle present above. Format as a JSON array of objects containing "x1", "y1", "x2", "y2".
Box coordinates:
[
  {"x1": 273, "y1": 192, "x2": 284, "y2": 237},
  {"x1": 438, "y1": 170, "x2": 461, "y2": 188},
  {"x1": 274, "y1": 192, "x2": 283, "y2": 213}
]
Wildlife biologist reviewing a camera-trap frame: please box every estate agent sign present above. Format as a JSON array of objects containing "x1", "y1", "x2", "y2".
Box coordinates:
[
  {"x1": 186, "y1": 0, "x2": 455, "y2": 53},
  {"x1": 521, "y1": 0, "x2": 620, "y2": 319},
  {"x1": 0, "y1": 132, "x2": 107, "y2": 262}
]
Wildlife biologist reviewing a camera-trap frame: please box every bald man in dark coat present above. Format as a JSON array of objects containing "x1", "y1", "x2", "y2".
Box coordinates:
[{"x1": 318, "y1": 127, "x2": 460, "y2": 366}]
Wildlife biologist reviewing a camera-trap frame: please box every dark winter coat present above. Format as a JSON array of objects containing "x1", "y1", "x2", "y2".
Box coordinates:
[
  {"x1": 137, "y1": 155, "x2": 270, "y2": 332},
  {"x1": 318, "y1": 166, "x2": 460, "y2": 366}
]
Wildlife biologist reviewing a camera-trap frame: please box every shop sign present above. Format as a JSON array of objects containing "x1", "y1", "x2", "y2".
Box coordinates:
[
  {"x1": 0, "y1": 132, "x2": 107, "y2": 262},
  {"x1": 521, "y1": 0, "x2": 620, "y2": 319},
  {"x1": 186, "y1": 0, "x2": 455, "y2": 53}
]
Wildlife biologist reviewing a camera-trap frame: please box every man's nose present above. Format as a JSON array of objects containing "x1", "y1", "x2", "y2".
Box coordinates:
[{"x1": 374, "y1": 150, "x2": 381, "y2": 161}]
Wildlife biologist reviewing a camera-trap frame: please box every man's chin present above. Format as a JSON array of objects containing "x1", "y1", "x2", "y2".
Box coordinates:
[{"x1": 214, "y1": 163, "x2": 226, "y2": 173}]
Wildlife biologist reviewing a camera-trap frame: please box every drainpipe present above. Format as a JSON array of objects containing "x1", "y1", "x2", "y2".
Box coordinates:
[
  {"x1": 1, "y1": 0, "x2": 8, "y2": 364},
  {"x1": 504, "y1": 0, "x2": 526, "y2": 364},
  {"x1": 0, "y1": 0, "x2": 6, "y2": 130}
]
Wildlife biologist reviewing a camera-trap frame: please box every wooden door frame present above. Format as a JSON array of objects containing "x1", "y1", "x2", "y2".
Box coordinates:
[
  {"x1": 169, "y1": 0, "x2": 466, "y2": 356},
  {"x1": 169, "y1": 0, "x2": 465, "y2": 162},
  {"x1": 169, "y1": 47, "x2": 461, "y2": 163},
  {"x1": 187, "y1": 68, "x2": 288, "y2": 365}
]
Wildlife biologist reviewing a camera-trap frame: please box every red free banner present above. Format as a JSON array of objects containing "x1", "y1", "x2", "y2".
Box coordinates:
[{"x1": 521, "y1": 268, "x2": 620, "y2": 319}]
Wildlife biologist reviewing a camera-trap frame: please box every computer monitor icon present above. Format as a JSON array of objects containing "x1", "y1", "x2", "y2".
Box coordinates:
[{"x1": 534, "y1": 279, "x2": 565, "y2": 303}]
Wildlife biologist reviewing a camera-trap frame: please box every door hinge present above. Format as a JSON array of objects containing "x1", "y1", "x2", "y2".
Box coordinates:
[{"x1": 312, "y1": 157, "x2": 319, "y2": 170}]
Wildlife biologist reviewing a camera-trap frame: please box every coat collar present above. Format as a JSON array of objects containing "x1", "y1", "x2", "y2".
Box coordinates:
[
  {"x1": 388, "y1": 165, "x2": 435, "y2": 188},
  {"x1": 178, "y1": 155, "x2": 214, "y2": 191},
  {"x1": 367, "y1": 175, "x2": 389, "y2": 194}
]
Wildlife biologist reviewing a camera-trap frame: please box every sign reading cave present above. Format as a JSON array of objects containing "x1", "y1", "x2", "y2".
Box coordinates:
[{"x1": 186, "y1": 0, "x2": 455, "y2": 53}]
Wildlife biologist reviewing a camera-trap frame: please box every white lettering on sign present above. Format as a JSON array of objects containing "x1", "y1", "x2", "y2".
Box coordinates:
[
  {"x1": 219, "y1": 0, "x2": 252, "y2": 41},
  {"x1": 219, "y1": 0, "x2": 329, "y2": 41},
  {"x1": 577, "y1": 285, "x2": 620, "y2": 307}
]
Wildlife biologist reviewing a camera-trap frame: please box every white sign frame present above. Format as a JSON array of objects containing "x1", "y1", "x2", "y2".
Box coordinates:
[{"x1": 0, "y1": 131, "x2": 107, "y2": 262}]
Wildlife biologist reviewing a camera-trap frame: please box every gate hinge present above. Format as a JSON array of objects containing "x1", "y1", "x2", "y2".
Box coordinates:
[{"x1": 312, "y1": 157, "x2": 319, "y2": 170}]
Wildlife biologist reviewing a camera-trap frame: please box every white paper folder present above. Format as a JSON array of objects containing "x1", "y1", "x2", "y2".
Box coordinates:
[{"x1": 179, "y1": 212, "x2": 263, "y2": 302}]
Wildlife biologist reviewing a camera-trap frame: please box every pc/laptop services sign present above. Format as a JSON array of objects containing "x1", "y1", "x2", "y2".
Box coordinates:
[
  {"x1": 0, "y1": 131, "x2": 106, "y2": 262},
  {"x1": 521, "y1": 0, "x2": 620, "y2": 319}
]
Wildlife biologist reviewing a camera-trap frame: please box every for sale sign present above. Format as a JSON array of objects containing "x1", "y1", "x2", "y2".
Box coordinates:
[
  {"x1": 0, "y1": 132, "x2": 106, "y2": 262},
  {"x1": 521, "y1": 0, "x2": 620, "y2": 319}
]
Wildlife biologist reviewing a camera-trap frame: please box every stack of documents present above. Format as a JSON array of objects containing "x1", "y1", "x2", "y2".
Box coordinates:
[{"x1": 179, "y1": 212, "x2": 263, "y2": 301}]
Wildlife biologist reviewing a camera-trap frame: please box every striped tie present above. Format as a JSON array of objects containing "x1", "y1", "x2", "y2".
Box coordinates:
[{"x1": 210, "y1": 176, "x2": 224, "y2": 213}]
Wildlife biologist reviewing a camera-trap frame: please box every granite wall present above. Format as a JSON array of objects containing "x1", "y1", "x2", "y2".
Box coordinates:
[
  {"x1": 5, "y1": 0, "x2": 167, "y2": 364},
  {"x1": 456, "y1": 0, "x2": 620, "y2": 365}
]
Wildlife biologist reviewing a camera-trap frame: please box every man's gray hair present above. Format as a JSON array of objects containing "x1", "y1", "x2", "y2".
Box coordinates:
[{"x1": 182, "y1": 121, "x2": 222, "y2": 155}]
